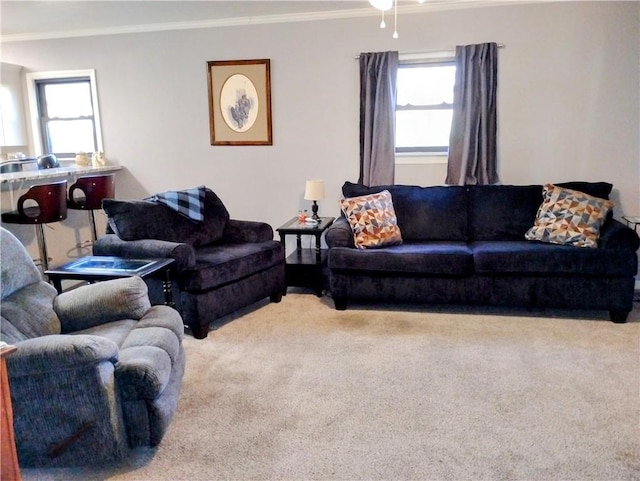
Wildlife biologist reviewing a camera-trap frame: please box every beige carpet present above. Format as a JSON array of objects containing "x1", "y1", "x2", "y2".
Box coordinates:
[{"x1": 23, "y1": 293, "x2": 640, "y2": 481}]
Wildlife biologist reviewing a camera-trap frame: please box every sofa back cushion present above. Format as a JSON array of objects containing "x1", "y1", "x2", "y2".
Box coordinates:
[
  {"x1": 468, "y1": 182, "x2": 613, "y2": 242},
  {"x1": 1, "y1": 228, "x2": 61, "y2": 343},
  {"x1": 103, "y1": 187, "x2": 230, "y2": 247},
  {"x1": 555, "y1": 181, "x2": 612, "y2": 200},
  {"x1": 341, "y1": 182, "x2": 468, "y2": 241},
  {"x1": 468, "y1": 185, "x2": 543, "y2": 241}
]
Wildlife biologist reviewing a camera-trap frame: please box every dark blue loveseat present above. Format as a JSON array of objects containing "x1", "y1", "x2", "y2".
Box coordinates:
[{"x1": 326, "y1": 181, "x2": 639, "y2": 322}]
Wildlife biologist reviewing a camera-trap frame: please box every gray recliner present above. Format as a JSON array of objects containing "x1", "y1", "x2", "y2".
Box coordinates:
[{"x1": 0, "y1": 227, "x2": 185, "y2": 467}]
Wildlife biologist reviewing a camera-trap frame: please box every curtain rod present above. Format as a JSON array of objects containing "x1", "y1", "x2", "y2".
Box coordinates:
[{"x1": 354, "y1": 44, "x2": 505, "y2": 59}]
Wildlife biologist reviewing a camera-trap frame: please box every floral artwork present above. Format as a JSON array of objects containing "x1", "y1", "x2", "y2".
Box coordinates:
[{"x1": 221, "y1": 74, "x2": 258, "y2": 132}]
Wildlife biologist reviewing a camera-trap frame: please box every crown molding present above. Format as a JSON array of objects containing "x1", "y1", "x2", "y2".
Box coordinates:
[{"x1": 0, "y1": 1, "x2": 549, "y2": 43}]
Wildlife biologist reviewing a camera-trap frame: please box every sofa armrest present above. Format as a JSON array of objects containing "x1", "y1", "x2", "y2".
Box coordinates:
[
  {"x1": 222, "y1": 219, "x2": 274, "y2": 243},
  {"x1": 599, "y1": 219, "x2": 640, "y2": 250},
  {"x1": 7, "y1": 335, "x2": 118, "y2": 377},
  {"x1": 54, "y1": 277, "x2": 152, "y2": 333},
  {"x1": 326, "y1": 217, "x2": 355, "y2": 248},
  {"x1": 93, "y1": 233, "x2": 196, "y2": 270}
]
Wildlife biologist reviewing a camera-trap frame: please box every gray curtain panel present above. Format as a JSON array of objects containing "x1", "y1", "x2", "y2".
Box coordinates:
[
  {"x1": 446, "y1": 42, "x2": 499, "y2": 186},
  {"x1": 359, "y1": 51, "x2": 399, "y2": 187}
]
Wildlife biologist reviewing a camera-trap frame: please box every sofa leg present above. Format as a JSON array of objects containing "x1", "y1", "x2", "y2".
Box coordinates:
[
  {"x1": 191, "y1": 323, "x2": 209, "y2": 339},
  {"x1": 270, "y1": 292, "x2": 283, "y2": 303},
  {"x1": 610, "y1": 310, "x2": 629, "y2": 323},
  {"x1": 333, "y1": 297, "x2": 347, "y2": 310}
]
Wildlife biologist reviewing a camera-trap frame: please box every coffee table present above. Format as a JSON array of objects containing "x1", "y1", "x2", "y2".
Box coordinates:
[{"x1": 45, "y1": 256, "x2": 175, "y2": 306}]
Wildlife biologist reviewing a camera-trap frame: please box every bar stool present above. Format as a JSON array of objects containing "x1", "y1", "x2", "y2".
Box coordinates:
[
  {"x1": 1, "y1": 180, "x2": 68, "y2": 271},
  {"x1": 67, "y1": 174, "x2": 115, "y2": 246}
]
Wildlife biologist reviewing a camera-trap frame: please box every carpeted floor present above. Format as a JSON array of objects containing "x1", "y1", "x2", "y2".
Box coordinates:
[{"x1": 22, "y1": 293, "x2": 640, "y2": 481}]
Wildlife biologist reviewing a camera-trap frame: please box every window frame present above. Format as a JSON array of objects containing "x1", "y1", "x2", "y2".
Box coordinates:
[
  {"x1": 26, "y1": 69, "x2": 103, "y2": 160},
  {"x1": 395, "y1": 51, "x2": 456, "y2": 163}
]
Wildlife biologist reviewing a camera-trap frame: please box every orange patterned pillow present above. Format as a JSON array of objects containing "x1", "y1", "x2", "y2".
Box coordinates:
[
  {"x1": 340, "y1": 190, "x2": 403, "y2": 249},
  {"x1": 524, "y1": 184, "x2": 614, "y2": 248}
]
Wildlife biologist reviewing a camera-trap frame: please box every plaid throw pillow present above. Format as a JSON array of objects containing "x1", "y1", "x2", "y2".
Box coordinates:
[
  {"x1": 340, "y1": 190, "x2": 403, "y2": 249},
  {"x1": 524, "y1": 184, "x2": 613, "y2": 248},
  {"x1": 151, "y1": 186, "x2": 206, "y2": 223}
]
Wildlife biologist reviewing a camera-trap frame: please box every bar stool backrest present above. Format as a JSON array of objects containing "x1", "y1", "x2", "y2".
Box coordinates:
[
  {"x1": 17, "y1": 180, "x2": 68, "y2": 224},
  {"x1": 68, "y1": 174, "x2": 116, "y2": 211}
]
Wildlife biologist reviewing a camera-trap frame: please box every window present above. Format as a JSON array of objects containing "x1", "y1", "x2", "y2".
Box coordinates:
[
  {"x1": 26, "y1": 70, "x2": 103, "y2": 160},
  {"x1": 395, "y1": 59, "x2": 455, "y2": 156}
]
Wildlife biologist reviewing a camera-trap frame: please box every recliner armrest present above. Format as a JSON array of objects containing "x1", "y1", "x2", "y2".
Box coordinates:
[
  {"x1": 222, "y1": 219, "x2": 274, "y2": 243},
  {"x1": 93, "y1": 233, "x2": 196, "y2": 270},
  {"x1": 7, "y1": 335, "x2": 118, "y2": 377},
  {"x1": 326, "y1": 217, "x2": 355, "y2": 248},
  {"x1": 54, "y1": 277, "x2": 152, "y2": 333}
]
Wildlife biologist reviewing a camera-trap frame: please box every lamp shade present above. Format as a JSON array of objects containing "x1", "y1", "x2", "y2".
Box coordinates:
[
  {"x1": 369, "y1": 0, "x2": 393, "y2": 10},
  {"x1": 304, "y1": 180, "x2": 325, "y2": 201}
]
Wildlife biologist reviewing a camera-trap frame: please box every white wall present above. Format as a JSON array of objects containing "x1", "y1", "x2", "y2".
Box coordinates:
[{"x1": 1, "y1": 1, "x2": 638, "y2": 266}]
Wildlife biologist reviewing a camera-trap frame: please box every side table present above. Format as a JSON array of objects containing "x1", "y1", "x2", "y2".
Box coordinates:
[
  {"x1": 1, "y1": 343, "x2": 21, "y2": 481},
  {"x1": 277, "y1": 216, "x2": 335, "y2": 296},
  {"x1": 622, "y1": 216, "x2": 640, "y2": 234}
]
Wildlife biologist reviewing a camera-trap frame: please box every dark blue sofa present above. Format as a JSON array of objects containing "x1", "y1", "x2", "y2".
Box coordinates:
[{"x1": 326, "y1": 182, "x2": 639, "y2": 322}]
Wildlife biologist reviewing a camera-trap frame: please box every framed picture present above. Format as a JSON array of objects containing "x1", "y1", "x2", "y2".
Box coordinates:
[{"x1": 207, "y1": 59, "x2": 272, "y2": 146}]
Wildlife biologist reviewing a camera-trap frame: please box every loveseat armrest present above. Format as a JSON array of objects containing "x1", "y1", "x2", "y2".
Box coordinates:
[
  {"x1": 222, "y1": 219, "x2": 274, "y2": 243},
  {"x1": 599, "y1": 219, "x2": 640, "y2": 250},
  {"x1": 7, "y1": 335, "x2": 118, "y2": 377},
  {"x1": 93, "y1": 233, "x2": 196, "y2": 270},
  {"x1": 326, "y1": 217, "x2": 355, "y2": 248},
  {"x1": 54, "y1": 277, "x2": 152, "y2": 333}
]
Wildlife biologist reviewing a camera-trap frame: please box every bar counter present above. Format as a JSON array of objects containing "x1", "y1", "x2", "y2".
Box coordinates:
[{"x1": 1, "y1": 163, "x2": 123, "y2": 190}]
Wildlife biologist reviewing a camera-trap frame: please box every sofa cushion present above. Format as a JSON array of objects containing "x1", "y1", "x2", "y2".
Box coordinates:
[
  {"x1": 555, "y1": 181, "x2": 612, "y2": 200},
  {"x1": 181, "y1": 240, "x2": 284, "y2": 292},
  {"x1": 54, "y1": 277, "x2": 151, "y2": 332},
  {"x1": 524, "y1": 184, "x2": 613, "y2": 248},
  {"x1": 472, "y1": 241, "x2": 636, "y2": 277},
  {"x1": 1, "y1": 282, "x2": 61, "y2": 344},
  {"x1": 77, "y1": 304, "x2": 183, "y2": 401},
  {"x1": 329, "y1": 242, "x2": 473, "y2": 276},
  {"x1": 340, "y1": 190, "x2": 403, "y2": 249},
  {"x1": 468, "y1": 185, "x2": 543, "y2": 241},
  {"x1": 103, "y1": 188, "x2": 230, "y2": 247},
  {"x1": 116, "y1": 346, "x2": 172, "y2": 400},
  {"x1": 342, "y1": 182, "x2": 468, "y2": 241}
]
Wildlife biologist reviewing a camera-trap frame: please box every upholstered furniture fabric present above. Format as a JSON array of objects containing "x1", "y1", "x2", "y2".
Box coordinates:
[
  {"x1": 0, "y1": 227, "x2": 185, "y2": 467},
  {"x1": 54, "y1": 277, "x2": 151, "y2": 330},
  {"x1": 95, "y1": 188, "x2": 286, "y2": 339},
  {"x1": 524, "y1": 184, "x2": 614, "y2": 248},
  {"x1": 341, "y1": 182, "x2": 469, "y2": 241},
  {"x1": 326, "y1": 182, "x2": 639, "y2": 322},
  {"x1": 151, "y1": 186, "x2": 206, "y2": 223},
  {"x1": 103, "y1": 188, "x2": 229, "y2": 246},
  {"x1": 340, "y1": 190, "x2": 402, "y2": 249}
]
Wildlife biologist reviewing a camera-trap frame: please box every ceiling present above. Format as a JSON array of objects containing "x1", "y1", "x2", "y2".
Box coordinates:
[{"x1": 0, "y1": 0, "x2": 526, "y2": 42}]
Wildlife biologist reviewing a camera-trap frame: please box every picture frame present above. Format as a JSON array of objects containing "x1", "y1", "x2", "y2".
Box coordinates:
[{"x1": 207, "y1": 59, "x2": 272, "y2": 146}]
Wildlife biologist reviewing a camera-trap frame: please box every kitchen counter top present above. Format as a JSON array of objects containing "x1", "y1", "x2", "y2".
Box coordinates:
[{"x1": 0, "y1": 164, "x2": 123, "y2": 188}]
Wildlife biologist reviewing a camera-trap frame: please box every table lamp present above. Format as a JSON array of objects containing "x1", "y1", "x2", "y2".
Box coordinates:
[{"x1": 304, "y1": 179, "x2": 325, "y2": 221}]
